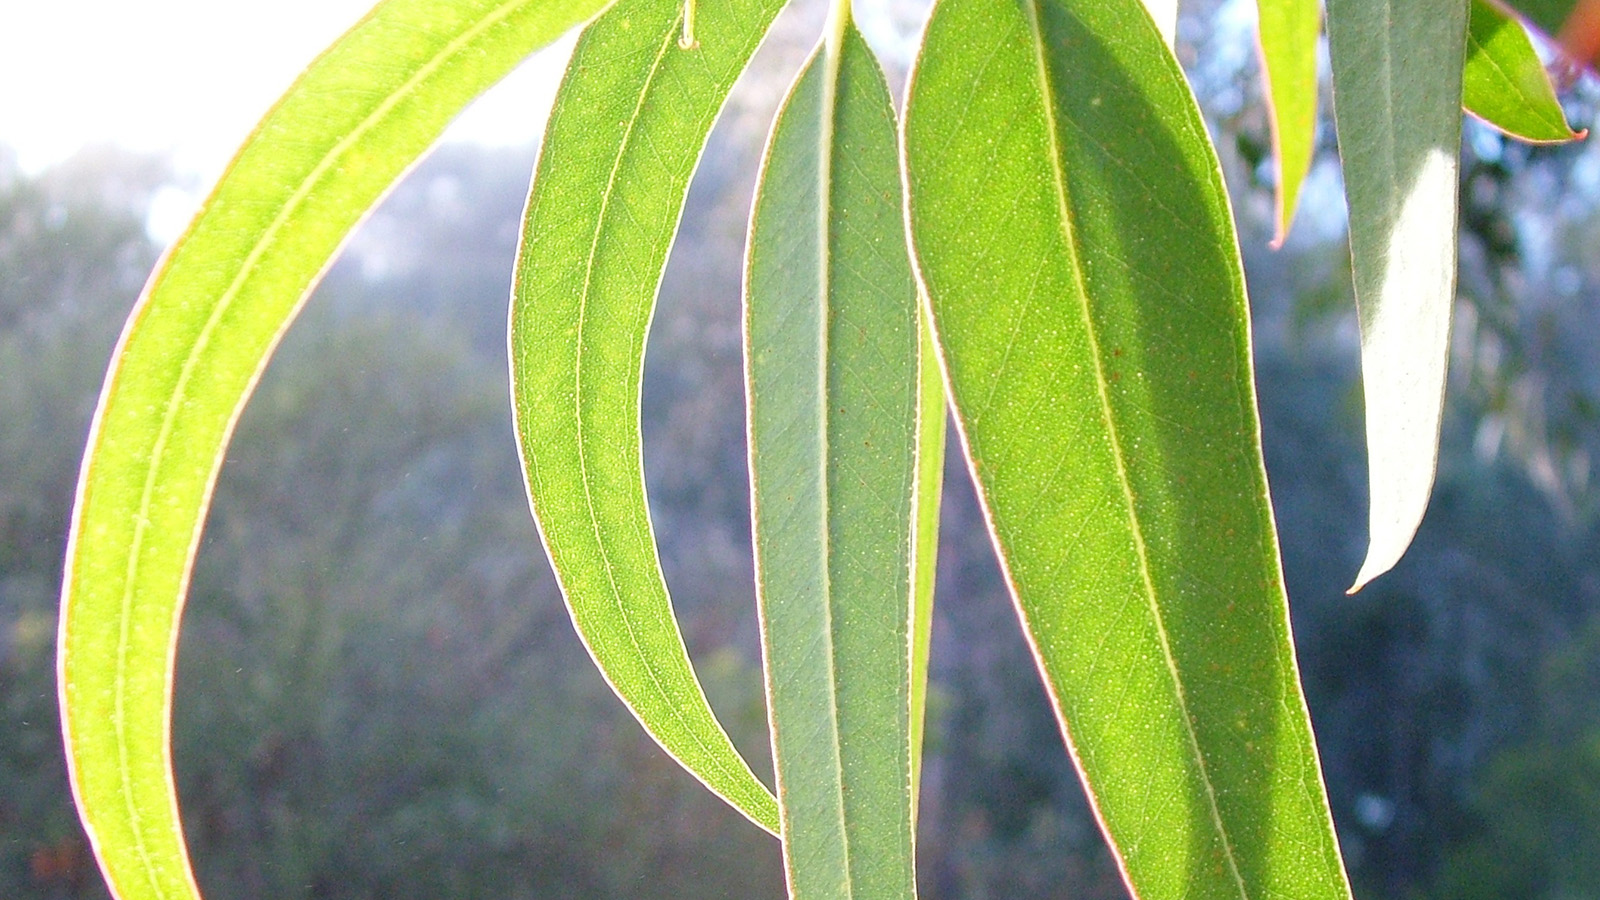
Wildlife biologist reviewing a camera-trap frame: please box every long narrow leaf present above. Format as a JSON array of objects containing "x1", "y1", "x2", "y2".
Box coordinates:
[
  {"x1": 509, "y1": 0, "x2": 785, "y2": 834},
  {"x1": 1256, "y1": 0, "x2": 1321, "y2": 243},
  {"x1": 745, "y1": 18, "x2": 920, "y2": 898},
  {"x1": 1328, "y1": 0, "x2": 1469, "y2": 591},
  {"x1": 903, "y1": 0, "x2": 1351, "y2": 897},
  {"x1": 57, "y1": 2, "x2": 610, "y2": 898},
  {"x1": 909, "y1": 306, "x2": 945, "y2": 813},
  {"x1": 1464, "y1": 0, "x2": 1580, "y2": 143}
]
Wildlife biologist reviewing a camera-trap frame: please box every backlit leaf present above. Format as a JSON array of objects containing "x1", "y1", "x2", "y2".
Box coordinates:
[
  {"x1": 745, "y1": 19, "x2": 920, "y2": 898},
  {"x1": 909, "y1": 306, "x2": 945, "y2": 813},
  {"x1": 508, "y1": 0, "x2": 785, "y2": 834},
  {"x1": 58, "y1": 1, "x2": 610, "y2": 898},
  {"x1": 1464, "y1": 0, "x2": 1580, "y2": 143},
  {"x1": 903, "y1": 0, "x2": 1352, "y2": 897},
  {"x1": 1256, "y1": 0, "x2": 1322, "y2": 242}
]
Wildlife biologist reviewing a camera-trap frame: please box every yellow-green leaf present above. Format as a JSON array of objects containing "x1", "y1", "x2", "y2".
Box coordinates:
[
  {"x1": 508, "y1": 0, "x2": 785, "y2": 835},
  {"x1": 58, "y1": 1, "x2": 610, "y2": 898},
  {"x1": 903, "y1": 0, "x2": 1352, "y2": 898},
  {"x1": 1464, "y1": 0, "x2": 1581, "y2": 143},
  {"x1": 1256, "y1": 0, "x2": 1322, "y2": 242}
]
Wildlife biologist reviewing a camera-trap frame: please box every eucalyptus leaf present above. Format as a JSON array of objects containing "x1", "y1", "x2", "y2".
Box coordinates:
[
  {"x1": 745, "y1": 19, "x2": 920, "y2": 898},
  {"x1": 56, "y1": 1, "x2": 611, "y2": 898},
  {"x1": 1256, "y1": 0, "x2": 1322, "y2": 242},
  {"x1": 1464, "y1": 0, "x2": 1580, "y2": 143},
  {"x1": 903, "y1": 0, "x2": 1351, "y2": 897},
  {"x1": 909, "y1": 306, "x2": 945, "y2": 813},
  {"x1": 509, "y1": 0, "x2": 786, "y2": 835},
  {"x1": 1328, "y1": 0, "x2": 1469, "y2": 590}
]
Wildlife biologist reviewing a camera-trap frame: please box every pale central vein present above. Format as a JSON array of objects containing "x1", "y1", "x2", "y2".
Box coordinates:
[{"x1": 565, "y1": 12, "x2": 757, "y2": 811}]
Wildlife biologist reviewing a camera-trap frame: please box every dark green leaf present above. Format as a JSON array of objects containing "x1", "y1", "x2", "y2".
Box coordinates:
[
  {"x1": 1464, "y1": 0, "x2": 1580, "y2": 143},
  {"x1": 59, "y1": 2, "x2": 611, "y2": 898}
]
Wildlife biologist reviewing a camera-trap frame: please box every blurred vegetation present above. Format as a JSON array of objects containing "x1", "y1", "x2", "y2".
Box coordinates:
[{"x1": 8, "y1": 6, "x2": 1600, "y2": 897}]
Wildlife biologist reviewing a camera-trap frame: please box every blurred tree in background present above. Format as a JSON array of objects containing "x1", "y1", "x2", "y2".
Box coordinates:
[{"x1": 9, "y1": 5, "x2": 1600, "y2": 897}]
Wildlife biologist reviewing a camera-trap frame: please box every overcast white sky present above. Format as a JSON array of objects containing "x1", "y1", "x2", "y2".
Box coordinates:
[{"x1": 0, "y1": 0, "x2": 571, "y2": 177}]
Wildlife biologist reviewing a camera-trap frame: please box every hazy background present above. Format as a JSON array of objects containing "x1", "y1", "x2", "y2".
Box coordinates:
[{"x1": 6, "y1": 1, "x2": 1600, "y2": 898}]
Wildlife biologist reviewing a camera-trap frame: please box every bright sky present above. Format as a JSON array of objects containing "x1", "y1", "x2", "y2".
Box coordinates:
[{"x1": 0, "y1": 0, "x2": 571, "y2": 178}]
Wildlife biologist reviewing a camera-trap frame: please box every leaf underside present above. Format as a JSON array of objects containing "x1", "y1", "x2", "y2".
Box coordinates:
[
  {"x1": 57, "y1": 2, "x2": 611, "y2": 898},
  {"x1": 903, "y1": 0, "x2": 1351, "y2": 898},
  {"x1": 509, "y1": 0, "x2": 786, "y2": 835},
  {"x1": 1328, "y1": 0, "x2": 1469, "y2": 591},
  {"x1": 746, "y1": 21, "x2": 920, "y2": 898}
]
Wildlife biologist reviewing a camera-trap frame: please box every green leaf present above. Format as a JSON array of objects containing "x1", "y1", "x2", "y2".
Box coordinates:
[
  {"x1": 1464, "y1": 0, "x2": 1581, "y2": 143},
  {"x1": 1327, "y1": 0, "x2": 1469, "y2": 590},
  {"x1": 508, "y1": 0, "x2": 786, "y2": 835},
  {"x1": 57, "y1": 1, "x2": 611, "y2": 898},
  {"x1": 744, "y1": 19, "x2": 920, "y2": 898},
  {"x1": 1256, "y1": 0, "x2": 1322, "y2": 243},
  {"x1": 909, "y1": 306, "x2": 945, "y2": 815},
  {"x1": 903, "y1": 0, "x2": 1351, "y2": 898}
]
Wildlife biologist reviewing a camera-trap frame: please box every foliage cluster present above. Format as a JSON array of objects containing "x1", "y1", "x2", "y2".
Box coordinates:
[{"x1": 32, "y1": 0, "x2": 1600, "y2": 898}]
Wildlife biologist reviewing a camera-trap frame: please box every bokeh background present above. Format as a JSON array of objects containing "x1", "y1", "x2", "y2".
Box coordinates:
[{"x1": 6, "y1": 0, "x2": 1600, "y2": 897}]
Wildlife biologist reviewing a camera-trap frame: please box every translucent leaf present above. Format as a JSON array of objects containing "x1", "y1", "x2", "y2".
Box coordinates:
[
  {"x1": 1256, "y1": 0, "x2": 1322, "y2": 242},
  {"x1": 1327, "y1": 0, "x2": 1469, "y2": 590},
  {"x1": 902, "y1": 0, "x2": 1352, "y2": 897},
  {"x1": 58, "y1": 1, "x2": 610, "y2": 898},
  {"x1": 508, "y1": 0, "x2": 787, "y2": 834},
  {"x1": 1464, "y1": 0, "x2": 1581, "y2": 143}
]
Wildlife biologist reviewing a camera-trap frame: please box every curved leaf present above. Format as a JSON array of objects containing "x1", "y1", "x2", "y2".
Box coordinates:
[
  {"x1": 1464, "y1": 0, "x2": 1581, "y2": 143},
  {"x1": 745, "y1": 19, "x2": 920, "y2": 897},
  {"x1": 903, "y1": 0, "x2": 1351, "y2": 897},
  {"x1": 58, "y1": 1, "x2": 611, "y2": 898},
  {"x1": 1256, "y1": 0, "x2": 1322, "y2": 243},
  {"x1": 1327, "y1": 0, "x2": 1469, "y2": 590},
  {"x1": 508, "y1": 0, "x2": 786, "y2": 834}
]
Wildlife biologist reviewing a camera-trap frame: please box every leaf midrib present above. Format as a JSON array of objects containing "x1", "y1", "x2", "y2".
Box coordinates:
[
  {"x1": 1020, "y1": 2, "x2": 1249, "y2": 895},
  {"x1": 91, "y1": 3, "x2": 532, "y2": 894},
  {"x1": 812, "y1": 23, "x2": 857, "y2": 897},
  {"x1": 565, "y1": 11, "x2": 757, "y2": 807}
]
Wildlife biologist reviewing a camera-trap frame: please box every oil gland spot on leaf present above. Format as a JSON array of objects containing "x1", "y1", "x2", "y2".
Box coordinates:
[{"x1": 680, "y1": 0, "x2": 699, "y2": 49}]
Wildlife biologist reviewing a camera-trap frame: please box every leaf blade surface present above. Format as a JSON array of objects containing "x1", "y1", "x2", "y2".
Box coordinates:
[
  {"x1": 509, "y1": 0, "x2": 786, "y2": 835},
  {"x1": 1256, "y1": 0, "x2": 1322, "y2": 242},
  {"x1": 903, "y1": 0, "x2": 1352, "y2": 897},
  {"x1": 1463, "y1": 0, "x2": 1580, "y2": 142},
  {"x1": 59, "y1": 2, "x2": 610, "y2": 898}
]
